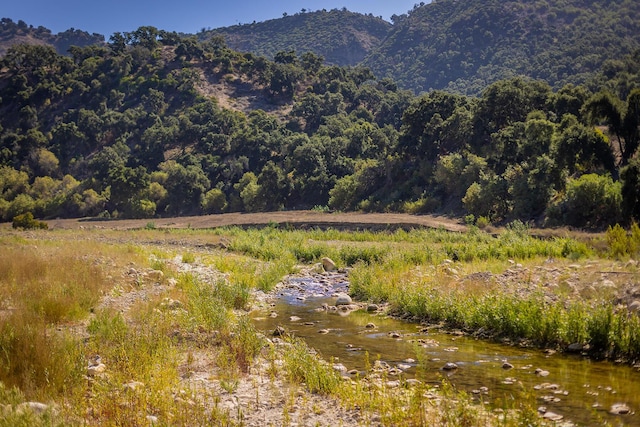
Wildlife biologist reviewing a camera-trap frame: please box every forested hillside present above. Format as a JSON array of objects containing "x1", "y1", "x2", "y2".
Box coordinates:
[
  {"x1": 2, "y1": 0, "x2": 640, "y2": 95},
  {"x1": 0, "y1": 18, "x2": 104, "y2": 57},
  {"x1": 1, "y1": 27, "x2": 639, "y2": 230},
  {"x1": 199, "y1": 9, "x2": 391, "y2": 67},
  {"x1": 365, "y1": 0, "x2": 640, "y2": 94}
]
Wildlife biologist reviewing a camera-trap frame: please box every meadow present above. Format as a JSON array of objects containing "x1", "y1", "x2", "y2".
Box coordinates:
[{"x1": 0, "y1": 221, "x2": 638, "y2": 426}]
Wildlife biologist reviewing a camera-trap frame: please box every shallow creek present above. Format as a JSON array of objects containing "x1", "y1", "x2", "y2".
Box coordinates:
[{"x1": 251, "y1": 271, "x2": 640, "y2": 426}]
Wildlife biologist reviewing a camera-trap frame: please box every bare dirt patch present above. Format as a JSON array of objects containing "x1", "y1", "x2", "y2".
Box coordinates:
[{"x1": 43, "y1": 211, "x2": 468, "y2": 233}]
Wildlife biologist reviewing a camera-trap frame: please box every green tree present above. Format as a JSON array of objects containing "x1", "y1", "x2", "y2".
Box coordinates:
[{"x1": 583, "y1": 88, "x2": 640, "y2": 164}]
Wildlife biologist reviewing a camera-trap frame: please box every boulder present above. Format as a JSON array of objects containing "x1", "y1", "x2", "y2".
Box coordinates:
[
  {"x1": 335, "y1": 293, "x2": 352, "y2": 306},
  {"x1": 321, "y1": 257, "x2": 337, "y2": 272}
]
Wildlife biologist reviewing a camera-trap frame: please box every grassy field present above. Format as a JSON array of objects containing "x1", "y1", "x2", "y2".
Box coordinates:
[{"x1": 0, "y1": 221, "x2": 637, "y2": 425}]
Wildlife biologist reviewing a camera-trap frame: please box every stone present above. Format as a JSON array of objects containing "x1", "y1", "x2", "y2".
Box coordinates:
[
  {"x1": 289, "y1": 316, "x2": 301, "y2": 322},
  {"x1": 272, "y1": 326, "x2": 286, "y2": 337},
  {"x1": 123, "y1": 381, "x2": 145, "y2": 391},
  {"x1": 87, "y1": 363, "x2": 106, "y2": 376},
  {"x1": 335, "y1": 293, "x2": 352, "y2": 306},
  {"x1": 367, "y1": 304, "x2": 379, "y2": 312},
  {"x1": 147, "y1": 270, "x2": 164, "y2": 281},
  {"x1": 629, "y1": 300, "x2": 640, "y2": 313},
  {"x1": 609, "y1": 403, "x2": 632, "y2": 415},
  {"x1": 535, "y1": 368, "x2": 550, "y2": 377},
  {"x1": 442, "y1": 362, "x2": 459, "y2": 371},
  {"x1": 365, "y1": 322, "x2": 376, "y2": 329},
  {"x1": 321, "y1": 257, "x2": 337, "y2": 272},
  {"x1": 388, "y1": 331, "x2": 402, "y2": 339},
  {"x1": 318, "y1": 329, "x2": 330, "y2": 334},
  {"x1": 333, "y1": 363, "x2": 348, "y2": 373},
  {"x1": 502, "y1": 362, "x2": 514, "y2": 370},
  {"x1": 167, "y1": 299, "x2": 182, "y2": 310},
  {"x1": 567, "y1": 342, "x2": 584, "y2": 352},
  {"x1": 542, "y1": 411, "x2": 564, "y2": 421}
]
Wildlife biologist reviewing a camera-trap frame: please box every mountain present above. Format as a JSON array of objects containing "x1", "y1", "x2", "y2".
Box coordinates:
[
  {"x1": 0, "y1": 18, "x2": 104, "y2": 57},
  {"x1": 196, "y1": 0, "x2": 640, "y2": 95},
  {"x1": 364, "y1": 0, "x2": 640, "y2": 94},
  {"x1": 2, "y1": 0, "x2": 639, "y2": 95},
  {"x1": 199, "y1": 9, "x2": 391, "y2": 67}
]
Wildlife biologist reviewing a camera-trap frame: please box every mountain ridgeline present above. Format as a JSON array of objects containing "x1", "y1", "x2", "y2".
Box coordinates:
[
  {"x1": 200, "y1": 9, "x2": 391, "y2": 69},
  {"x1": 0, "y1": 0, "x2": 640, "y2": 230},
  {"x1": 0, "y1": 17, "x2": 104, "y2": 57}
]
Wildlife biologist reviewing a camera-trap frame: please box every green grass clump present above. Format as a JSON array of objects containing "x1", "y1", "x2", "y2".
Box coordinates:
[{"x1": 282, "y1": 338, "x2": 341, "y2": 395}]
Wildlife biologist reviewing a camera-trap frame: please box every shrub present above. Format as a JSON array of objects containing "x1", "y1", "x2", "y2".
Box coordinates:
[
  {"x1": 12, "y1": 212, "x2": 48, "y2": 230},
  {"x1": 201, "y1": 188, "x2": 227, "y2": 213},
  {"x1": 547, "y1": 173, "x2": 622, "y2": 228}
]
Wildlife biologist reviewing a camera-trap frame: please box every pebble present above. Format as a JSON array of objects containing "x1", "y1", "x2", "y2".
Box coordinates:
[
  {"x1": 542, "y1": 411, "x2": 564, "y2": 421},
  {"x1": 272, "y1": 326, "x2": 286, "y2": 337},
  {"x1": 442, "y1": 362, "x2": 459, "y2": 371},
  {"x1": 535, "y1": 368, "x2": 550, "y2": 377},
  {"x1": 609, "y1": 403, "x2": 632, "y2": 415},
  {"x1": 365, "y1": 322, "x2": 376, "y2": 329},
  {"x1": 502, "y1": 362, "x2": 514, "y2": 370},
  {"x1": 388, "y1": 331, "x2": 402, "y2": 339},
  {"x1": 366, "y1": 304, "x2": 379, "y2": 312},
  {"x1": 318, "y1": 329, "x2": 330, "y2": 334}
]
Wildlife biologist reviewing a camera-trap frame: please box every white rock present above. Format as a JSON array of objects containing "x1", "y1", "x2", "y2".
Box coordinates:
[
  {"x1": 87, "y1": 363, "x2": 106, "y2": 376},
  {"x1": 321, "y1": 257, "x2": 337, "y2": 272}
]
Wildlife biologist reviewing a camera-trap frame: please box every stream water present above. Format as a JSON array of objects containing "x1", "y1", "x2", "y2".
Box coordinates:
[{"x1": 251, "y1": 272, "x2": 640, "y2": 426}]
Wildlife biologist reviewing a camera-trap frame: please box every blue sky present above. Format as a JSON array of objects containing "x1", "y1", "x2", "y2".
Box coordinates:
[{"x1": 4, "y1": 1, "x2": 420, "y2": 38}]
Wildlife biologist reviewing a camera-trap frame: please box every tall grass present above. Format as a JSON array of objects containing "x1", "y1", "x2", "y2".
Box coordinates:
[
  {"x1": 349, "y1": 257, "x2": 640, "y2": 361},
  {"x1": 0, "y1": 241, "x2": 116, "y2": 401}
]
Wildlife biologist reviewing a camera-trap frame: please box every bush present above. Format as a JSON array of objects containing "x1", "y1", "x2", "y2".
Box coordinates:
[
  {"x1": 12, "y1": 212, "x2": 48, "y2": 230},
  {"x1": 546, "y1": 173, "x2": 622, "y2": 228}
]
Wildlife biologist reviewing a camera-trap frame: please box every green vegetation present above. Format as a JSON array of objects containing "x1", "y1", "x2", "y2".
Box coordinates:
[
  {"x1": 202, "y1": 9, "x2": 391, "y2": 67},
  {"x1": 2, "y1": 222, "x2": 639, "y2": 424},
  {"x1": 0, "y1": 18, "x2": 104, "y2": 56},
  {"x1": 1, "y1": 1, "x2": 640, "y2": 231}
]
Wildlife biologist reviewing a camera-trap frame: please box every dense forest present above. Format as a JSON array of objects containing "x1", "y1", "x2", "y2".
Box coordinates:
[
  {"x1": 195, "y1": 0, "x2": 640, "y2": 96},
  {"x1": 365, "y1": 0, "x2": 640, "y2": 94},
  {"x1": 1, "y1": 24, "x2": 640, "y2": 229}
]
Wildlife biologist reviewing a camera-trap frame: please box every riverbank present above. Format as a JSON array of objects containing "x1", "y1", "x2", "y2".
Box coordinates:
[{"x1": 1, "y1": 224, "x2": 637, "y2": 425}]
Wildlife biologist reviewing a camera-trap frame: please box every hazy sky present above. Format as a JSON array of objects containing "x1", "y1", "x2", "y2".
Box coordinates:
[{"x1": 4, "y1": 1, "x2": 420, "y2": 38}]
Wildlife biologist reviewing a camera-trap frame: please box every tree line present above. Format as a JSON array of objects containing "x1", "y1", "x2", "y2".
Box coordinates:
[{"x1": 0, "y1": 29, "x2": 639, "y2": 229}]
